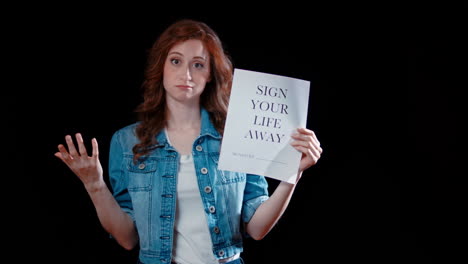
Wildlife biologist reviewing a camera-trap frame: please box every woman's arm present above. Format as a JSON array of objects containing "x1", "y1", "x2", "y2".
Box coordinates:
[
  {"x1": 245, "y1": 128, "x2": 322, "y2": 240},
  {"x1": 55, "y1": 133, "x2": 138, "y2": 250}
]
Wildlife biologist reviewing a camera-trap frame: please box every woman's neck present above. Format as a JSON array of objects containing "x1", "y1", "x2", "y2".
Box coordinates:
[{"x1": 166, "y1": 101, "x2": 201, "y2": 131}]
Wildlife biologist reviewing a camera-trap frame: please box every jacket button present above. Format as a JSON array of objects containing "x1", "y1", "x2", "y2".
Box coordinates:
[
  {"x1": 218, "y1": 249, "x2": 225, "y2": 257},
  {"x1": 138, "y1": 163, "x2": 146, "y2": 170},
  {"x1": 213, "y1": 226, "x2": 220, "y2": 234},
  {"x1": 200, "y1": 167, "x2": 208, "y2": 174},
  {"x1": 196, "y1": 145, "x2": 203, "y2": 151},
  {"x1": 204, "y1": 186, "x2": 212, "y2": 193},
  {"x1": 209, "y1": 205, "x2": 216, "y2": 213}
]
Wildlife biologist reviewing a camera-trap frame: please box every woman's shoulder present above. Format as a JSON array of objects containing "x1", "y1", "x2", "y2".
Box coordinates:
[
  {"x1": 115, "y1": 122, "x2": 139, "y2": 134},
  {"x1": 111, "y1": 122, "x2": 140, "y2": 143}
]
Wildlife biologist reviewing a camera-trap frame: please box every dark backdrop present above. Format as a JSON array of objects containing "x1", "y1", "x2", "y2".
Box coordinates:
[{"x1": 19, "y1": 3, "x2": 465, "y2": 264}]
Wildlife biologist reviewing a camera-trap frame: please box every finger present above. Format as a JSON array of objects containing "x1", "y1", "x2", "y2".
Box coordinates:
[
  {"x1": 297, "y1": 127, "x2": 314, "y2": 136},
  {"x1": 296, "y1": 128, "x2": 321, "y2": 146},
  {"x1": 297, "y1": 136, "x2": 322, "y2": 154},
  {"x1": 308, "y1": 144, "x2": 322, "y2": 158},
  {"x1": 57, "y1": 144, "x2": 73, "y2": 162},
  {"x1": 91, "y1": 138, "x2": 99, "y2": 158},
  {"x1": 292, "y1": 145, "x2": 318, "y2": 161},
  {"x1": 310, "y1": 133, "x2": 320, "y2": 147},
  {"x1": 290, "y1": 139, "x2": 313, "y2": 149},
  {"x1": 54, "y1": 152, "x2": 64, "y2": 162},
  {"x1": 291, "y1": 134, "x2": 320, "y2": 151},
  {"x1": 317, "y1": 144, "x2": 323, "y2": 154},
  {"x1": 291, "y1": 140, "x2": 322, "y2": 158},
  {"x1": 75, "y1": 133, "x2": 88, "y2": 157},
  {"x1": 65, "y1": 135, "x2": 79, "y2": 157},
  {"x1": 291, "y1": 133, "x2": 312, "y2": 142}
]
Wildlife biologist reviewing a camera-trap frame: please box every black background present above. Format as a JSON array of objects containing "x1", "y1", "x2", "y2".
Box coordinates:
[{"x1": 14, "y1": 3, "x2": 465, "y2": 264}]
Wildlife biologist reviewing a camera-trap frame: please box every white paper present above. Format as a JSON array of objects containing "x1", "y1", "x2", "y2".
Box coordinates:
[{"x1": 218, "y1": 68, "x2": 310, "y2": 183}]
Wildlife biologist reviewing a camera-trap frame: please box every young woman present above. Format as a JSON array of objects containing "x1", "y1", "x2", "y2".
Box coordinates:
[{"x1": 54, "y1": 19, "x2": 322, "y2": 264}]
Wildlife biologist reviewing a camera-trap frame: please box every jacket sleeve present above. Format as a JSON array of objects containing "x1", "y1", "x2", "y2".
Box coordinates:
[
  {"x1": 108, "y1": 129, "x2": 135, "y2": 221},
  {"x1": 241, "y1": 174, "x2": 269, "y2": 223}
]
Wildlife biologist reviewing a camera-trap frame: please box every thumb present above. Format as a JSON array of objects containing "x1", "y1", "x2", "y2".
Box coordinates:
[{"x1": 54, "y1": 152, "x2": 65, "y2": 162}]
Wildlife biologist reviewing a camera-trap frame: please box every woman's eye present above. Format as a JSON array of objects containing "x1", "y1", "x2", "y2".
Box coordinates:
[
  {"x1": 171, "y1": 59, "x2": 180, "y2": 65},
  {"x1": 194, "y1": 62, "x2": 204, "y2": 69}
]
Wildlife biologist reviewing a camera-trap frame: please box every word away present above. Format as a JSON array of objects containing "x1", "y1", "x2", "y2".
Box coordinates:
[{"x1": 244, "y1": 130, "x2": 286, "y2": 143}]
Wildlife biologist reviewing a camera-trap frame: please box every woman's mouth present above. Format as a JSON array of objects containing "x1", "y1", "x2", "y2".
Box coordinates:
[{"x1": 176, "y1": 85, "x2": 193, "y2": 89}]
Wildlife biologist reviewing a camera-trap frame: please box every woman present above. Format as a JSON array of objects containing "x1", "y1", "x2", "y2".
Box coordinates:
[{"x1": 55, "y1": 19, "x2": 322, "y2": 264}]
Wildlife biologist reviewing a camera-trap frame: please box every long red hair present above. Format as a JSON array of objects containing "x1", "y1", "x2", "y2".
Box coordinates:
[{"x1": 132, "y1": 19, "x2": 233, "y2": 161}]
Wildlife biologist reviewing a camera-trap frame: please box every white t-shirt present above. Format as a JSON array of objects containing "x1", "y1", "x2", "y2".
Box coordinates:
[
  {"x1": 172, "y1": 153, "x2": 220, "y2": 264},
  {"x1": 166, "y1": 128, "x2": 240, "y2": 264}
]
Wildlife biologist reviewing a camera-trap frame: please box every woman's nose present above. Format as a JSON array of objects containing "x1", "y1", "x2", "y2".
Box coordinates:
[{"x1": 180, "y1": 64, "x2": 192, "y2": 81}]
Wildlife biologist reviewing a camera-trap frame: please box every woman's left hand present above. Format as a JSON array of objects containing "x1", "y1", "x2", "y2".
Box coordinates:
[{"x1": 290, "y1": 128, "x2": 323, "y2": 173}]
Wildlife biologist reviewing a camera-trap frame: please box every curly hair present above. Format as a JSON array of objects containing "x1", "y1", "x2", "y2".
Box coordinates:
[{"x1": 132, "y1": 19, "x2": 233, "y2": 162}]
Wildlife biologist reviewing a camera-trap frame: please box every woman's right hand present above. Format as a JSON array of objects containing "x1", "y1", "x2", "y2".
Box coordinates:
[{"x1": 54, "y1": 133, "x2": 104, "y2": 192}]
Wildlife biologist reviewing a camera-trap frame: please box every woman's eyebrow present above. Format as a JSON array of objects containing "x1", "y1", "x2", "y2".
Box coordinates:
[
  {"x1": 168, "y1": 51, "x2": 183, "y2": 56},
  {"x1": 168, "y1": 51, "x2": 206, "y2": 60}
]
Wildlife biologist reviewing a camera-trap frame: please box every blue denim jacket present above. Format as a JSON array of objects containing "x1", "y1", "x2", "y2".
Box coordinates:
[{"x1": 108, "y1": 108, "x2": 269, "y2": 264}]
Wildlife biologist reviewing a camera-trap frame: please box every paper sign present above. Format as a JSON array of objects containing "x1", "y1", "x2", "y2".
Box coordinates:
[{"x1": 218, "y1": 68, "x2": 310, "y2": 183}]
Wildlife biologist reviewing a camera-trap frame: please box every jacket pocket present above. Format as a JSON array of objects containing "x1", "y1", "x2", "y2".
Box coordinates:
[{"x1": 126, "y1": 159, "x2": 157, "y2": 191}]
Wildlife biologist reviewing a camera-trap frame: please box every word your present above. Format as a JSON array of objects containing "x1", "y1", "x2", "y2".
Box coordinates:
[{"x1": 251, "y1": 100, "x2": 288, "y2": 115}]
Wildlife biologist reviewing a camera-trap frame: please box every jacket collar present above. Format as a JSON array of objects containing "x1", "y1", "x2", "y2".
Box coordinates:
[
  {"x1": 199, "y1": 107, "x2": 222, "y2": 139},
  {"x1": 154, "y1": 107, "x2": 222, "y2": 148}
]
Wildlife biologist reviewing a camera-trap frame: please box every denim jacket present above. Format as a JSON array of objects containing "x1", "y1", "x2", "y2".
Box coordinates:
[{"x1": 108, "y1": 108, "x2": 270, "y2": 264}]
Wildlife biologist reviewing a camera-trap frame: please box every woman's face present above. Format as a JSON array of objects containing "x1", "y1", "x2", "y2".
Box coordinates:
[{"x1": 163, "y1": 39, "x2": 211, "y2": 105}]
